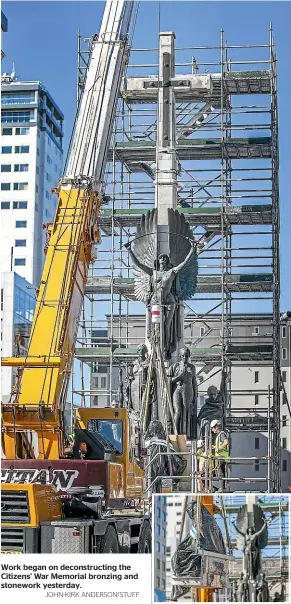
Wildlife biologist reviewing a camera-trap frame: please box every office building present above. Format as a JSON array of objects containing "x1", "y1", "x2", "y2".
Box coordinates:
[{"x1": 1, "y1": 77, "x2": 64, "y2": 286}]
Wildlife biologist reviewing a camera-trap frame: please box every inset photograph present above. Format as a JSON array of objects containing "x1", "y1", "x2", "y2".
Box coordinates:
[{"x1": 153, "y1": 494, "x2": 289, "y2": 602}]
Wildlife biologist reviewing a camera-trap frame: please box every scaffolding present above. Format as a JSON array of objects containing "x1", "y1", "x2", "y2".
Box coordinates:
[{"x1": 72, "y1": 24, "x2": 281, "y2": 492}]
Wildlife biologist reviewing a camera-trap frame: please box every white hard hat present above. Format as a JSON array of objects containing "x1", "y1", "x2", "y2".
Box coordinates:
[
  {"x1": 210, "y1": 419, "x2": 220, "y2": 429},
  {"x1": 197, "y1": 440, "x2": 204, "y2": 448}
]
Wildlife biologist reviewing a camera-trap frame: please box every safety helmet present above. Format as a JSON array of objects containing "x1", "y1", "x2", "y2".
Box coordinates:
[
  {"x1": 197, "y1": 440, "x2": 204, "y2": 448},
  {"x1": 210, "y1": 419, "x2": 222, "y2": 429}
]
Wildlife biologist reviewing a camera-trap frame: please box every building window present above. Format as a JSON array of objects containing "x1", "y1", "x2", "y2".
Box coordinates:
[
  {"x1": 162, "y1": 579, "x2": 166, "y2": 590},
  {"x1": 254, "y1": 371, "x2": 259, "y2": 383},
  {"x1": 2, "y1": 110, "x2": 34, "y2": 123},
  {"x1": 92, "y1": 396, "x2": 99, "y2": 407},
  {"x1": 255, "y1": 437, "x2": 260, "y2": 450},
  {"x1": 15, "y1": 221, "x2": 27, "y2": 228},
  {"x1": 2, "y1": 127, "x2": 13, "y2": 135},
  {"x1": 282, "y1": 460, "x2": 287, "y2": 472},
  {"x1": 15, "y1": 127, "x2": 30, "y2": 135},
  {"x1": 1, "y1": 288, "x2": 3, "y2": 311},
  {"x1": 1, "y1": 201, "x2": 10, "y2": 209},
  {"x1": 162, "y1": 527, "x2": 166, "y2": 538},
  {"x1": 253, "y1": 326, "x2": 260, "y2": 335},
  {"x1": 254, "y1": 461, "x2": 260, "y2": 472},
  {"x1": 101, "y1": 377, "x2": 107, "y2": 389},
  {"x1": 282, "y1": 415, "x2": 287, "y2": 427},
  {"x1": 15, "y1": 145, "x2": 29, "y2": 154},
  {"x1": 162, "y1": 561, "x2": 165, "y2": 572},
  {"x1": 37, "y1": 148, "x2": 40, "y2": 156},
  {"x1": 1, "y1": 146, "x2": 12, "y2": 153},
  {"x1": 156, "y1": 577, "x2": 160, "y2": 588},
  {"x1": 15, "y1": 239, "x2": 26, "y2": 247},
  {"x1": 200, "y1": 327, "x2": 205, "y2": 337},
  {"x1": 1, "y1": 183, "x2": 11, "y2": 190},
  {"x1": 282, "y1": 326, "x2": 287, "y2": 338},
  {"x1": 282, "y1": 371, "x2": 286, "y2": 383},
  {"x1": 156, "y1": 541, "x2": 160, "y2": 553},
  {"x1": 14, "y1": 164, "x2": 29, "y2": 172},
  {"x1": 282, "y1": 348, "x2": 287, "y2": 361},
  {"x1": 35, "y1": 185, "x2": 38, "y2": 193},
  {"x1": 1, "y1": 91, "x2": 35, "y2": 104},
  {"x1": 1, "y1": 164, "x2": 11, "y2": 172},
  {"x1": 36, "y1": 166, "x2": 39, "y2": 174},
  {"x1": 282, "y1": 392, "x2": 287, "y2": 406},
  {"x1": 156, "y1": 559, "x2": 160, "y2": 571},
  {"x1": 13, "y1": 201, "x2": 27, "y2": 209},
  {"x1": 282, "y1": 437, "x2": 287, "y2": 449},
  {"x1": 254, "y1": 393, "x2": 259, "y2": 405},
  {"x1": 14, "y1": 258, "x2": 26, "y2": 266},
  {"x1": 13, "y1": 183, "x2": 28, "y2": 191}
]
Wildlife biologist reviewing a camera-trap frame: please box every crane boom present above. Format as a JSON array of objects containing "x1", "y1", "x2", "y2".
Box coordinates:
[{"x1": 1, "y1": 0, "x2": 134, "y2": 461}]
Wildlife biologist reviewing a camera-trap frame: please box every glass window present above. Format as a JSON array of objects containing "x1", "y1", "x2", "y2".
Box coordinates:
[
  {"x1": 1, "y1": 183, "x2": 11, "y2": 190},
  {"x1": 254, "y1": 461, "x2": 260, "y2": 472},
  {"x1": 1, "y1": 288, "x2": 3, "y2": 311},
  {"x1": 36, "y1": 166, "x2": 39, "y2": 174},
  {"x1": 282, "y1": 437, "x2": 287, "y2": 449},
  {"x1": 14, "y1": 258, "x2": 26, "y2": 266},
  {"x1": 255, "y1": 393, "x2": 259, "y2": 405},
  {"x1": 282, "y1": 326, "x2": 286, "y2": 338},
  {"x1": 155, "y1": 541, "x2": 160, "y2": 553},
  {"x1": 13, "y1": 183, "x2": 28, "y2": 191},
  {"x1": 200, "y1": 326, "x2": 205, "y2": 337},
  {"x1": 254, "y1": 371, "x2": 259, "y2": 383},
  {"x1": 282, "y1": 460, "x2": 287, "y2": 472},
  {"x1": 1, "y1": 91, "x2": 35, "y2": 104},
  {"x1": 101, "y1": 377, "x2": 107, "y2": 389},
  {"x1": 1, "y1": 201, "x2": 10, "y2": 209},
  {"x1": 1, "y1": 146, "x2": 12, "y2": 153},
  {"x1": 282, "y1": 392, "x2": 287, "y2": 405},
  {"x1": 282, "y1": 415, "x2": 287, "y2": 427},
  {"x1": 15, "y1": 239, "x2": 26, "y2": 247},
  {"x1": 2, "y1": 111, "x2": 33, "y2": 123},
  {"x1": 2, "y1": 127, "x2": 13, "y2": 135},
  {"x1": 13, "y1": 201, "x2": 28, "y2": 209},
  {"x1": 255, "y1": 437, "x2": 260, "y2": 450},
  {"x1": 253, "y1": 326, "x2": 260, "y2": 335},
  {"x1": 15, "y1": 146, "x2": 29, "y2": 154},
  {"x1": 156, "y1": 559, "x2": 160, "y2": 571},
  {"x1": 87, "y1": 419, "x2": 123, "y2": 454},
  {"x1": 1, "y1": 164, "x2": 11, "y2": 172},
  {"x1": 282, "y1": 348, "x2": 287, "y2": 361},
  {"x1": 282, "y1": 371, "x2": 286, "y2": 382},
  {"x1": 14, "y1": 164, "x2": 29, "y2": 172},
  {"x1": 15, "y1": 127, "x2": 30, "y2": 135},
  {"x1": 15, "y1": 221, "x2": 27, "y2": 228}
]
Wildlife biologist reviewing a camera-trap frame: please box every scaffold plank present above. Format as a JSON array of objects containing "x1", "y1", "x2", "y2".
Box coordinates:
[
  {"x1": 100, "y1": 204, "x2": 272, "y2": 233},
  {"x1": 85, "y1": 273, "x2": 273, "y2": 296},
  {"x1": 74, "y1": 343, "x2": 272, "y2": 364},
  {"x1": 109, "y1": 137, "x2": 271, "y2": 167}
]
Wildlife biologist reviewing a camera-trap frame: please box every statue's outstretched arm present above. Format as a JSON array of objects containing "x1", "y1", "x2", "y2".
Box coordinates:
[
  {"x1": 233, "y1": 522, "x2": 245, "y2": 537},
  {"x1": 173, "y1": 239, "x2": 196, "y2": 275},
  {"x1": 125, "y1": 242, "x2": 153, "y2": 276},
  {"x1": 253, "y1": 521, "x2": 267, "y2": 540}
]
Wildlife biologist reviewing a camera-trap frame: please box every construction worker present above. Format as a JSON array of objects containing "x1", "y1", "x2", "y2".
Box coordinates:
[
  {"x1": 197, "y1": 439, "x2": 206, "y2": 492},
  {"x1": 211, "y1": 419, "x2": 229, "y2": 492}
]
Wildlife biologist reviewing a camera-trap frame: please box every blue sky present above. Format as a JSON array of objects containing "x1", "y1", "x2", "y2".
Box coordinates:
[{"x1": 2, "y1": 1, "x2": 291, "y2": 309}]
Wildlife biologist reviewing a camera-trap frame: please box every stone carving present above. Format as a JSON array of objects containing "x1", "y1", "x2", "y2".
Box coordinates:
[
  {"x1": 125, "y1": 208, "x2": 198, "y2": 359},
  {"x1": 126, "y1": 344, "x2": 149, "y2": 412},
  {"x1": 233, "y1": 523, "x2": 267, "y2": 581},
  {"x1": 167, "y1": 347, "x2": 198, "y2": 439}
]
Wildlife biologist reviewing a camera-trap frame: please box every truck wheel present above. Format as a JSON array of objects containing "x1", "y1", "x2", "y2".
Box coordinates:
[
  {"x1": 99, "y1": 525, "x2": 119, "y2": 553},
  {"x1": 138, "y1": 520, "x2": 152, "y2": 553}
]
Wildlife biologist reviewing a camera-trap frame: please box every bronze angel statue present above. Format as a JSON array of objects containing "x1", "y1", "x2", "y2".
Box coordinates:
[
  {"x1": 125, "y1": 208, "x2": 199, "y2": 358},
  {"x1": 233, "y1": 503, "x2": 268, "y2": 587}
]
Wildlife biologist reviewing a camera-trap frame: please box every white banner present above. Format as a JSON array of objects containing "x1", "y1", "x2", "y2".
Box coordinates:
[{"x1": 0, "y1": 554, "x2": 152, "y2": 603}]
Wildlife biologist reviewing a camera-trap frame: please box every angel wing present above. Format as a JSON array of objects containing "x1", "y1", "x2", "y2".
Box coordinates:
[
  {"x1": 168, "y1": 208, "x2": 198, "y2": 300},
  {"x1": 253, "y1": 503, "x2": 268, "y2": 550},
  {"x1": 234, "y1": 505, "x2": 249, "y2": 551},
  {"x1": 132, "y1": 209, "x2": 157, "y2": 302}
]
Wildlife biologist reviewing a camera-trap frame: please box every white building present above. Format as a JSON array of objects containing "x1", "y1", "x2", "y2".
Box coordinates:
[
  {"x1": 1, "y1": 77, "x2": 64, "y2": 287},
  {"x1": 1, "y1": 272, "x2": 36, "y2": 401}
]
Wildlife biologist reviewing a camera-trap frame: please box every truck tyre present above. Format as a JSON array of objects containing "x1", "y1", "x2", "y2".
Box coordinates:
[
  {"x1": 99, "y1": 525, "x2": 119, "y2": 553},
  {"x1": 137, "y1": 520, "x2": 152, "y2": 553}
]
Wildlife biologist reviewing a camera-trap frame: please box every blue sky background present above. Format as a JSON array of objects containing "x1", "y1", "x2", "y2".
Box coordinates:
[{"x1": 2, "y1": 1, "x2": 291, "y2": 309}]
